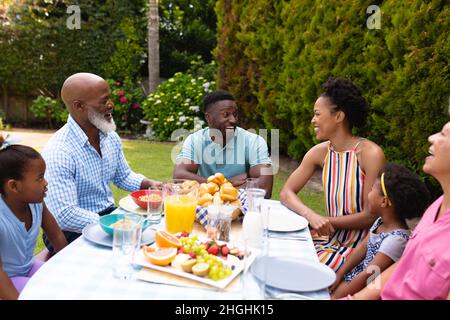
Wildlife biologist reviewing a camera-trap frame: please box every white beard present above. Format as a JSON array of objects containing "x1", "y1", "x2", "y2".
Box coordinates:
[{"x1": 87, "y1": 108, "x2": 116, "y2": 133}]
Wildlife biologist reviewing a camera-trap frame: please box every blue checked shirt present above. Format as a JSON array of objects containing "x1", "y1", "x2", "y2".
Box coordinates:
[{"x1": 42, "y1": 116, "x2": 145, "y2": 233}]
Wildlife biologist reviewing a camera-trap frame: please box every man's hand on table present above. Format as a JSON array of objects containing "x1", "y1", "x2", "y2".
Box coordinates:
[{"x1": 140, "y1": 178, "x2": 163, "y2": 189}]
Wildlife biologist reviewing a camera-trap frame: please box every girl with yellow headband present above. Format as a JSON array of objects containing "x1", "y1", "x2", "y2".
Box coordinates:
[{"x1": 329, "y1": 163, "x2": 430, "y2": 299}]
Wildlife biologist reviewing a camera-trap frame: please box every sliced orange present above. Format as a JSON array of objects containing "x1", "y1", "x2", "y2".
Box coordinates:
[
  {"x1": 143, "y1": 246, "x2": 177, "y2": 266},
  {"x1": 155, "y1": 230, "x2": 182, "y2": 248}
]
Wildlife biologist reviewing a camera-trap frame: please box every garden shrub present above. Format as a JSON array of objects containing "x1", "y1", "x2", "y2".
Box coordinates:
[
  {"x1": 30, "y1": 96, "x2": 68, "y2": 129},
  {"x1": 141, "y1": 72, "x2": 215, "y2": 140},
  {"x1": 107, "y1": 79, "x2": 145, "y2": 132},
  {"x1": 216, "y1": 0, "x2": 450, "y2": 197}
]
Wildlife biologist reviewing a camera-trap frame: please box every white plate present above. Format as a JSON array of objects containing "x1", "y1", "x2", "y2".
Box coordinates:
[
  {"x1": 265, "y1": 204, "x2": 309, "y2": 232},
  {"x1": 119, "y1": 195, "x2": 149, "y2": 216},
  {"x1": 250, "y1": 256, "x2": 335, "y2": 292},
  {"x1": 134, "y1": 248, "x2": 251, "y2": 290},
  {"x1": 82, "y1": 223, "x2": 155, "y2": 247}
]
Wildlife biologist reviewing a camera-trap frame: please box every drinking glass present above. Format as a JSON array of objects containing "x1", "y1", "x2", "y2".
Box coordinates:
[
  {"x1": 163, "y1": 179, "x2": 199, "y2": 234},
  {"x1": 146, "y1": 185, "x2": 163, "y2": 224},
  {"x1": 112, "y1": 213, "x2": 141, "y2": 280},
  {"x1": 245, "y1": 178, "x2": 259, "y2": 190}
]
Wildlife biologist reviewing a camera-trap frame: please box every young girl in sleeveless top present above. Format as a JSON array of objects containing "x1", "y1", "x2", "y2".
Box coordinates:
[
  {"x1": 0, "y1": 135, "x2": 67, "y2": 299},
  {"x1": 329, "y1": 163, "x2": 430, "y2": 299},
  {"x1": 280, "y1": 77, "x2": 385, "y2": 272}
]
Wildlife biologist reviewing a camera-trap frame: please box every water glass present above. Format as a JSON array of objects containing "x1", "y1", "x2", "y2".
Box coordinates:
[
  {"x1": 245, "y1": 178, "x2": 259, "y2": 189},
  {"x1": 112, "y1": 214, "x2": 141, "y2": 280},
  {"x1": 146, "y1": 185, "x2": 163, "y2": 224}
]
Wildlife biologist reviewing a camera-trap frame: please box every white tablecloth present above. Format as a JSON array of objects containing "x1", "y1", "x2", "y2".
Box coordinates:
[{"x1": 20, "y1": 200, "x2": 330, "y2": 300}]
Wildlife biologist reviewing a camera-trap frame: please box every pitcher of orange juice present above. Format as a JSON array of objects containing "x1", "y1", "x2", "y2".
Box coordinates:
[{"x1": 163, "y1": 179, "x2": 199, "y2": 234}]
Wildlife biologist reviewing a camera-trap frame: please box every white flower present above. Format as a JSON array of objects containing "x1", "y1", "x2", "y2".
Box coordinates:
[
  {"x1": 176, "y1": 121, "x2": 181, "y2": 125},
  {"x1": 179, "y1": 116, "x2": 187, "y2": 123},
  {"x1": 155, "y1": 99, "x2": 161, "y2": 104},
  {"x1": 185, "y1": 98, "x2": 191, "y2": 103},
  {"x1": 189, "y1": 106, "x2": 200, "y2": 112},
  {"x1": 169, "y1": 78, "x2": 175, "y2": 83},
  {"x1": 191, "y1": 79, "x2": 196, "y2": 83},
  {"x1": 153, "y1": 118, "x2": 158, "y2": 121},
  {"x1": 203, "y1": 82, "x2": 210, "y2": 89},
  {"x1": 178, "y1": 111, "x2": 183, "y2": 115}
]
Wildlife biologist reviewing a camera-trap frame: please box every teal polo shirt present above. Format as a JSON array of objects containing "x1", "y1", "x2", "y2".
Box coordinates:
[{"x1": 177, "y1": 127, "x2": 272, "y2": 178}]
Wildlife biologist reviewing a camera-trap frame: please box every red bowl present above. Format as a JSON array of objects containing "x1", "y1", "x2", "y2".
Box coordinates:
[{"x1": 130, "y1": 190, "x2": 163, "y2": 210}]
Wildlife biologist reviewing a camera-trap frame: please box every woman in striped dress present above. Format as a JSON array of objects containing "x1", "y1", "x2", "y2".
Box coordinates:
[{"x1": 280, "y1": 77, "x2": 385, "y2": 272}]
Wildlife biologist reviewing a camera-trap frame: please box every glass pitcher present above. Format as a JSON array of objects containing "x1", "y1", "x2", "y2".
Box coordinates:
[
  {"x1": 242, "y1": 188, "x2": 266, "y2": 248},
  {"x1": 163, "y1": 179, "x2": 199, "y2": 234}
]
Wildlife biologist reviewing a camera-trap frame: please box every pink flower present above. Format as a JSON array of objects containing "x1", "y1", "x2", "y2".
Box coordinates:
[
  {"x1": 120, "y1": 97, "x2": 127, "y2": 103},
  {"x1": 117, "y1": 90, "x2": 125, "y2": 96},
  {"x1": 132, "y1": 103, "x2": 140, "y2": 109}
]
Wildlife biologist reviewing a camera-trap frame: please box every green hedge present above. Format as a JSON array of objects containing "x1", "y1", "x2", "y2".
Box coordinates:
[{"x1": 215, "y1": 0, "x2": 450, "y2": 196}]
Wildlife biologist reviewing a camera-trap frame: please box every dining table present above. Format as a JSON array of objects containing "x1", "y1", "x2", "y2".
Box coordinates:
[{"x1": 19, "y1": 199, "x2": 331, "y2": 300}]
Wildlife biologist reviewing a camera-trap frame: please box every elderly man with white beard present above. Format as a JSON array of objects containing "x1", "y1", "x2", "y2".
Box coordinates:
[{"x1": 41, "y1": 73, "x2": 161, "y2": 254}]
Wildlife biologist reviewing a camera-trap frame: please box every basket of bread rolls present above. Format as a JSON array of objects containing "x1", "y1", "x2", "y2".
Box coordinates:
[{"x1": 197, "y1": 173, "x2": 242, "y2": 220}]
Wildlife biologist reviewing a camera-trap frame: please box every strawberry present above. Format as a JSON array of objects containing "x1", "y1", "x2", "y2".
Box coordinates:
[
  {"x1": 221, "y1": 245, "x2": 230, "y2": 257},
  {"x1": 177, "y1": 248, "x2": 183, "y2": 254},
  {"x1": 188, "y1": 251, "x2": 196, "y2": 259},
  {"x1": 207, "y1": 244, "x2": 219, "y2": 255},
  {"x1": 181, "y1": 232, "x2": 189, "y2": 238}
]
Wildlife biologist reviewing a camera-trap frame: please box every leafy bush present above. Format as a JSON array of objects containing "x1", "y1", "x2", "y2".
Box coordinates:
[
  {"x1": 216, "y1": 0, "x2": 450, "y2": 197},
  {"x1": 30, "y1": 96, "x2": 68, "y2": 129},
  {"x1": 102, "y1": 17, "x2": 146, "y2": 81},
  {"x1": 107, "y1": 79, "x2": 146, "y2": 132},
  {"x1": 141, "y1": 72, "x2": 215, "y2": 140}
]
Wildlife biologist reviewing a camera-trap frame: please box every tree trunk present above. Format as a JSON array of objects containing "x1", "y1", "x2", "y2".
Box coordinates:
[
  {"x1": 148, "y1": 0, "x2": 160, "y2": 94},
  {"x1": 2, "y1": 85, "x2": 7, "y2": 120}
]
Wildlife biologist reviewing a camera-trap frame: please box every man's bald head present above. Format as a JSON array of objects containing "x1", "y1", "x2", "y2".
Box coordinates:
[{"x1": 61, "y1": 73, "x2": 107, "y2": 111}]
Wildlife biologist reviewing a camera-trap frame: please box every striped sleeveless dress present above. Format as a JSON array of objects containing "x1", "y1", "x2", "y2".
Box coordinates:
[{"x1": 314, "y1": 139, "x2": 369, "y2": 272}]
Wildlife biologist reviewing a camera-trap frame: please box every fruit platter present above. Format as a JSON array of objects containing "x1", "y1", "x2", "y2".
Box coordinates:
[{"x1": 133, "y1": 230, "x2": 251, "y2": 289}]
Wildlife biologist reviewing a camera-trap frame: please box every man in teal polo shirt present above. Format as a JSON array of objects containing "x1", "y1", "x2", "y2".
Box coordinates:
[{"x1": 174, "y1": 89, "x2": 273, "y2": 198}]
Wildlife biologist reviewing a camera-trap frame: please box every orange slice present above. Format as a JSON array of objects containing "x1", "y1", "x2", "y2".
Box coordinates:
[
  {"x1": 143, "y1": 246, "x2": 177, "y2": 266},
  {"x1": 155, "y1": 230, "x2": 182, "y2": 248}
]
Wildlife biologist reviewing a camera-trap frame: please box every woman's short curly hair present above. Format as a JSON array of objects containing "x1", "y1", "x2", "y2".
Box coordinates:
[
  {"x1": 383, "y1": 163, "x2": 431, "y2": 221},
  {"x1": 321, "y1": 77, "x2": 369, "y2": 129}
]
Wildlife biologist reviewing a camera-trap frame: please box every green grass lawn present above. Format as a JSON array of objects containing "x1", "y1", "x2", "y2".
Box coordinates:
[{"x1": 35, "y1": 139, "x2": 325, "y2": 254}]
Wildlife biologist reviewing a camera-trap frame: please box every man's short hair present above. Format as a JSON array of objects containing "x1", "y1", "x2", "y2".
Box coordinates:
[{"x1": 202, "y1": 89, "x2": 235, "y2": 112}]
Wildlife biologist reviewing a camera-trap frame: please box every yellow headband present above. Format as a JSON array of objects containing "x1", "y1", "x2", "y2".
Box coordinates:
[{"x1": 380, "y1": 173, "x2": 392, "y2": 206}]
